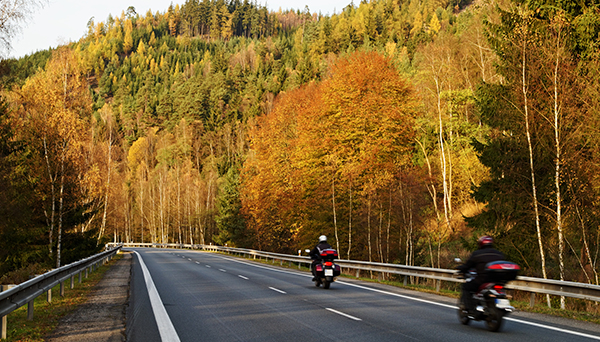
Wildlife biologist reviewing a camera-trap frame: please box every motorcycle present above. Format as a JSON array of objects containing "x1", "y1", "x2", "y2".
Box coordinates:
[
  {"x1": 456, "y1": 259, "x2": 520, "y2": 332},
  {"x1": 306, "y1": 248, "x2": 341, "y2": 289}
]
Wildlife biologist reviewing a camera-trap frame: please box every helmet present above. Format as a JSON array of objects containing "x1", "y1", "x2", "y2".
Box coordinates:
[
  {"x1": 477, "y1": 235, "x2": 494, "y2": 249},
  {"x1": 319, "y1": 235, "x2": 327, "y2": 243}
]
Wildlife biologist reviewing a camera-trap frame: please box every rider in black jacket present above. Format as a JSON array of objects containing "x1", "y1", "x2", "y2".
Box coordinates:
[
  {"x1": 310, "y1": 235, "x2": 332, "y2": 281},
  {"x1": 457, "y1": 236, "x2": 505, "y2": 311}
]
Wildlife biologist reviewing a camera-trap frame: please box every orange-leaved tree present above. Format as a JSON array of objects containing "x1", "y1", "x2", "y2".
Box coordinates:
[
  {"x1": 242, "y1": 51, "x2": 417, "y2": 261},
  {"x1": 241, "y1": 83, "x2": 321, "y2": 252},
  {"x1": 313, "y1": 51, "x2": 417, "y2": 260}
]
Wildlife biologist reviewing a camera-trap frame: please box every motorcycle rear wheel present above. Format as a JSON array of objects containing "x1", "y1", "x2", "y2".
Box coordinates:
[
  {"x1": 323, "y1": 280, "x2": 331, "y2": 289},
  {"x1": 458, "y1": 299, "x2": 471, "y2": 325},
  {"x1": 486, "y1": 305, "x2": 504, "y2": 332}
]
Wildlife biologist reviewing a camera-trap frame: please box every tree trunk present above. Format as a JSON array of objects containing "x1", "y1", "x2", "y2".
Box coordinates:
[
  {"x1": 57, "y1": 143, "x2": 67, "y2": 268},
  {"x1": 434, "y1": 75, "x2": 452, "y2": 233},
  {"x1": 140, "y1": 174, "x2": 144, "y2": 243},
  {"x1": 331, "y1": 174, "x2": 340, "y2": 253},
  {"x1": 520, "y1": 21, "x2": 551, "y2": 307},
  {"x1": 368, "y1": 196, "x2": 372, "y2": 264},
  {"x1": 99, "y1": 123, "x2": 112, "y2": 244},
  {"x1": 43, "y1": 135, "x2": 56, "y2": 257},
  {"x1": 386, "y1": 188, "x2": 392, "y2": 264},
  {"x1": 347, "y1": 178, "x2": 353, "y2": 260},
  {"x1": 551, "y1": 22, "x2": 565, "y2": 308},
  {"x1": 177, "y1": 166, "x2": 182, "y2": 245}
]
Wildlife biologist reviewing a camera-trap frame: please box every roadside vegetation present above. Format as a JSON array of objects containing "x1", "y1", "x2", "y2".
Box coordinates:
[{"x1": 1, "y1": 253, "x2": 123, "y2": 342}]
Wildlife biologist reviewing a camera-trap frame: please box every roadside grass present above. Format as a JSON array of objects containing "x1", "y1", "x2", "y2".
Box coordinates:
[
  {"x1": 2, "y1": 253, "x2": 123, "y2": 342},
  {"x1": 213, "y1": 251, "x2": 600, "y2": 325}
]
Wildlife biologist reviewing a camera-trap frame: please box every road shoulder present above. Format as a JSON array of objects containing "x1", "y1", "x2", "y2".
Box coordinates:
[{"x1": 45, "y1": 252, "x2": 131, "y2": 342}]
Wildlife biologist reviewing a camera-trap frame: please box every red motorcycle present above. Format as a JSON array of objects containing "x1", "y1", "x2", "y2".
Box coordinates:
[
  {"x1": 311, "y1": 249, "x2": 341, "y2": 289},
  {"x1": 457, "y1": 260, "x2": 520, "y2": 332}
]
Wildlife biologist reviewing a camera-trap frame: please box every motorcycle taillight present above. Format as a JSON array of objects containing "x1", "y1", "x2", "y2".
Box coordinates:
[
  {"x1": 493, "y1": 285, "x2": 504, "y2": 290},
  {"x1": 325, "y1": 261, "x2": 333, "y2": 266}
]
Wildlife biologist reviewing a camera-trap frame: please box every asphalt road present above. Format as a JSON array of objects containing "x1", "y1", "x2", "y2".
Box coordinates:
[{"x1": 125, "y1": 248, "x2": 600, "y2": 342}]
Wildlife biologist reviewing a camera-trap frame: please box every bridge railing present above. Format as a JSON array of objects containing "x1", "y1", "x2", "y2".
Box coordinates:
[
  {"x1": 0, "y1": 245, "x2": 122, "y2": 339},
  {"x1": 111, "y1": 242, "x2": 600, "y2": 306}
]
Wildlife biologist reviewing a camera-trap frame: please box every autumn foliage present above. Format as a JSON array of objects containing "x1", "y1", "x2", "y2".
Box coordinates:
[
  {"x1": 242, "y1": 51, "x2": 417, "y2": 260},
  {"x1": 2, "y1": 0, "x2": 600, "y2": 296}
]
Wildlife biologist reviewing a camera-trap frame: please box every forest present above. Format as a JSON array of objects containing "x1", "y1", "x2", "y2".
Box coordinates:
[{"x1": 1, "y1": 0, "x2": 600, "y2": 309}]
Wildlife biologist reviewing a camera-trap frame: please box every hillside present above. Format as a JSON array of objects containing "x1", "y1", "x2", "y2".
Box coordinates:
[{"x1": 1, "y1": 0, "x2": 600, "y2": 308}]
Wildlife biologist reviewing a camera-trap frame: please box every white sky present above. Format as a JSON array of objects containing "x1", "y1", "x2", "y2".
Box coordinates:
[{"x1": 10, "y1": 0, "x2": 352, "y2": 58}]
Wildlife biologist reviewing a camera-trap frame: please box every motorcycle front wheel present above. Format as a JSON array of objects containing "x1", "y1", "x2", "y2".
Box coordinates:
[{"x1": 486, "y1": 304, "x2": 504, "y2": 332}]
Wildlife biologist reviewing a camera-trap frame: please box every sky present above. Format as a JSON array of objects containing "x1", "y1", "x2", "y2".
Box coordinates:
[{"x1": 9, "y1": 0, "x2": 352, "y2": 59}]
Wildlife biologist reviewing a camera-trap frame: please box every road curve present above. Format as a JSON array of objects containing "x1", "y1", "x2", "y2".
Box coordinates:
[{"x1": 125, "y1": 248, "x2": 600, "y2": 342}]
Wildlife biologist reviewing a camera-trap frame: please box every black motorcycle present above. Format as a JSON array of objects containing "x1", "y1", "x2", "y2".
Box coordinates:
[
  {"x1": 456, "y1": 260, "x2": 520, "y2": 332},
  {"x1": 308, "y1": 248, "x2": 341, "y2": 289}
]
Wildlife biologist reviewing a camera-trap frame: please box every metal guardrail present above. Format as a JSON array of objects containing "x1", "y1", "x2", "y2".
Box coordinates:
[
  {"x1": 112, "y1": 242, "x2": 600, "y2": 305},
  {"x1": 0, "y1": 244, "x2": 122, "y2": 338}
]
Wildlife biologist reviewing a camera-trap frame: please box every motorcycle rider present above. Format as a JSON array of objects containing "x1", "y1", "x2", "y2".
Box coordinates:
[
  {"x1": 457, "y1": 235, "x2": 505, "y2": 313},
  {"x1": 309, "y1": 235, "x2": 332, "y2": 281}
]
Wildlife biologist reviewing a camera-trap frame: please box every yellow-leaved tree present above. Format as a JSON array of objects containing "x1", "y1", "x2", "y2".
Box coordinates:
[{"x1": 13, "y1": 48, "x2": 91, "y2": 267}]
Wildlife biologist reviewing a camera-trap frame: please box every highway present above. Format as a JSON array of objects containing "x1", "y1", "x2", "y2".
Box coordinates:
[{"x1": 125, "y1": 248, "x2": 600, "y2": 342}]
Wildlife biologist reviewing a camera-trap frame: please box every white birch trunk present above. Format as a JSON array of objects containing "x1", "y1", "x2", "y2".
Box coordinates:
[
  {"x1": 520, "y1": 20, "x2": 551, "y2": 307},
  {"x1": 551, "y1": 22, "x2": 565, "y2": 309},
  {"x1": 331, "y1": 175, "x2": 340, "y2": 253}
]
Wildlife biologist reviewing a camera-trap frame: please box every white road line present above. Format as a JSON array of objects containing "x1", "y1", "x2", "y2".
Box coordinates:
[
  {"x1": 238, "y1": 275, "x2": 249, "y2": 280},
  {"x1": 195, "y1": 261, "x2": 200, "y2": 264},
  {"x1": 338, "y1": 281, "x2": 600, "y2": 340},
  {"x1": 212, "y1": 253, "x2": 600, "y2": 340},
  {"x1": 219, "y1": 269, "x2": 227, "y2": 272},
  {"x1": 205, "y1": 265, "x2": 211, "y2": 268},
  {"x1": 504, "y1": 317, "x2": 600, "y2": 340},
  {"x1": 269, "y1": 287, "x2": 287, "y2": 294},
  {"x1": 188, "y1": 258, "x2": 192, "y2": 261},
  {"x1": 326, "y1": 308, "x2": 362, "y2": 321},
  {"x1": 338, "y1": 281, "x2": 456, "y2": 310},
  {"x1": 134, "y1": 251, "x2": 181, "y2": 342}
]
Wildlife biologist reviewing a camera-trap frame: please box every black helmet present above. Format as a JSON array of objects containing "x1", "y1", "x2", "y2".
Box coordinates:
[{"x1": 477, "y1": 235, "x2": 494, "y2": 249}]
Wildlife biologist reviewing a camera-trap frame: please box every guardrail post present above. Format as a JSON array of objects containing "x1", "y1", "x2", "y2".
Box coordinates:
[
  {"x1": 27, "y1": 300, "x2": 34, "y2": 321},
  {"x1": 70, "y1": 275, "x2": 74, "y2": 289},
  {"x1": 436, "y1": 280, "x2": 441, "y2": 292},
  {"x1": 530, "y1": 293, "x2": 535, "y2": 308},
  {"x1": 79, "y1": 270, "x2": 82, "y2": 283},
  {"x1": 85, "y1": 267, "x2": 89, "y2": 278},
  {"x1": 1, "y1": 285, "x2": 14, "y2": 339},
  {"x1": 47, "y1": 288, "x2": 52, "y2": 303},
  {"x1": 403, "y1": 276, "x2": 408, "y2": 286},
  {"x1": 60, "y1": 281, "x2": 65, "y2": 297}
]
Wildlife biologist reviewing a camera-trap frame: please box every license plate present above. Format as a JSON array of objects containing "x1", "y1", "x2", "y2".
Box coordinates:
[
  {"x1": 325, "y1": 269, "x2": 334, "y2": 277},
  {"x1": 496, "y1": 299, "x2": 511, "y2": 308}
]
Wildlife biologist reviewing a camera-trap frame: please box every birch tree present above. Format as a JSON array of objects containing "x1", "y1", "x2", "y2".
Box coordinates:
[
  {"x1": 0, "y1": 0, "x2": 46, "y2": 57},
  {"x1": 18, "y1": 48, "x2": 90, "y2": 266}
]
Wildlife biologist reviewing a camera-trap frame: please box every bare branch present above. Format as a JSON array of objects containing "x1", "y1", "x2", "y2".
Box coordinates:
[{"x1": 0, "y1": 0, "x2": 47, "y2": 58}]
